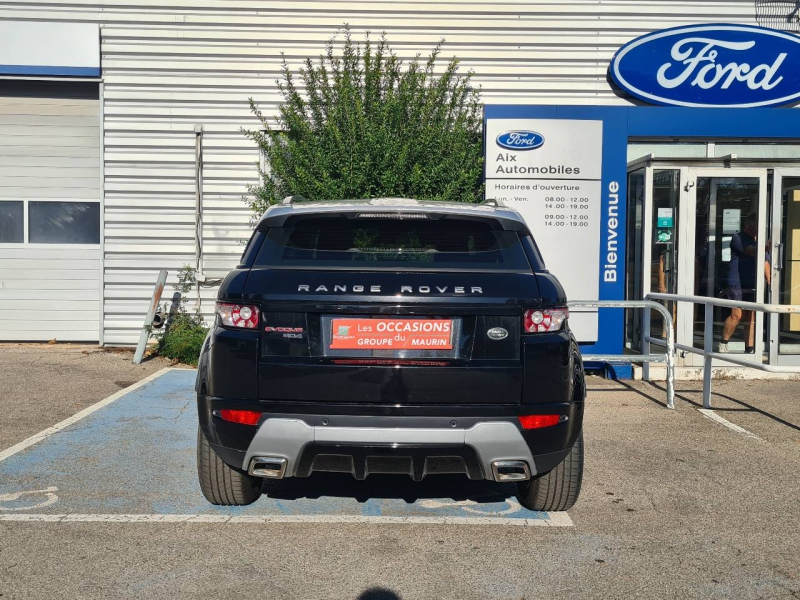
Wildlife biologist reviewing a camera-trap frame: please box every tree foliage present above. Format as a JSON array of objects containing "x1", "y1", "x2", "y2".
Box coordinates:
[{"x1": 245, "y1": 28, "x2": 484, "y2": 216}]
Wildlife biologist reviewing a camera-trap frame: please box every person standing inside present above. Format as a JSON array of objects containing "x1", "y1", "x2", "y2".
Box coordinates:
[{"x1": 719, "y1": 215, "x2": 770, "y2": 353}]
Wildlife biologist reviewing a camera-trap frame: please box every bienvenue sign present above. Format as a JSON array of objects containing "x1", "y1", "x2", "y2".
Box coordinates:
[{"x1": 610, "y1": 24, "x2": 800, "y2": 108}]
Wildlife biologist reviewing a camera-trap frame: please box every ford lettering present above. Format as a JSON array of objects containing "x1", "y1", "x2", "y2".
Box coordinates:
[
  {"x1": 496, "y1": 130, "x2": 545, "y2": 151},
  {"x1": 610, "y1": 24, "x2": 800, "y2": 107}
]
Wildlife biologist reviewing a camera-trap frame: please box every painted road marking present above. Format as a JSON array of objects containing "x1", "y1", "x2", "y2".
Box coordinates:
[
  {"x1": 698, "y1": 409, "x2": 763, "y2": 440},
  {"x1": 0, "y1": 513, "x2": 574, "y2": 526},
  {"x1": 0, "y1": 367, "x2": 175, "y2": 463},
  {"x1": 0, "y1": 487, "x2": 59, "y2": 511},
  {"x1": 0, "y1": 369, "x2": 568, "y2": 526}
]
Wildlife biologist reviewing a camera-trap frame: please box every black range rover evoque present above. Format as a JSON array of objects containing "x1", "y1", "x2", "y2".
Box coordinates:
[{"x1": 195, "y1": 198, "x2": 585, "y2": 511}]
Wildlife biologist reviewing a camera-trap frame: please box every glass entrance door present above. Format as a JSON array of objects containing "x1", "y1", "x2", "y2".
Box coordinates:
[
  {"x1": 769, "y1": 169, "x2": 800, "y2": 365},
  {"x1": 685, "y1": 169, "x2": 768, "y2": 365}
]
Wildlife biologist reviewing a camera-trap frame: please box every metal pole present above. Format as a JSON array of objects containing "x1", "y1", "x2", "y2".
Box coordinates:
[
  {"x1": 702, "y1": 302, "x2": 714, "y2": 409},
  {"x1": 665, "y1": 316, "x2": 675, "y2": 410},
  {"x1": 194, "y1": 124, "x2": 204, "y2": 314},
  {"x1": 641, "y1": 307, "x2": 651, "y2": 381},
  {"x1": 133, "y1": 270, "x2": 168, "y2": 364}
]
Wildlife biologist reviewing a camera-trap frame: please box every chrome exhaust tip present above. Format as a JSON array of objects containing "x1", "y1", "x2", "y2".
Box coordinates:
[
  {"x1": 248, "y1": 456, "x2": 288, "y2": 479},
  {"x1": 491, "y1": 460, "x2": 531, "y2": 482}
]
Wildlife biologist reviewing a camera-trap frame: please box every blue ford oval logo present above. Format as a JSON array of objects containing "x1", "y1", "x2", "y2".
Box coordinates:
[
  {"x1": 610, "y1": 24, "x2": 800, "y2": 108},
  {"x1": 496, "y1": 130, "x2": 544, "y2": 151}
]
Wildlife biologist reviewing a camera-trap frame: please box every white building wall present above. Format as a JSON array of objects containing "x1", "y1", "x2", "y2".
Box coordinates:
[{"x1": 0, "y1": 1, "x2": 763, "y2": 344}]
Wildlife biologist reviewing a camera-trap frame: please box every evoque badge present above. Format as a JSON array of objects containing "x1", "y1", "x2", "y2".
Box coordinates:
[{"x1": 487, "y1": 327, "x2": 508, "y2": 341}]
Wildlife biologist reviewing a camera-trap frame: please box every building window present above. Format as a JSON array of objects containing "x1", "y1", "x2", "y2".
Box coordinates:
[
  {"x1": 628, "y1": 142, "x2": 707, "y2": 162},
  {"x1": 713, "y1": 143, "x2": 800, "y2": 159},
  {"x1": 28, "y1": 201, "x2": 100, "y2": 244},
  {"x1": 0, "y1": 201, "x2": 24, "y2": 243},
  {"x1": 0, "y1": 200, "x2": 100, "y2": 245}
]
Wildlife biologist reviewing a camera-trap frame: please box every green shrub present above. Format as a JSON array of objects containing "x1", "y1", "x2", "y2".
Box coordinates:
[
  {"x1": 156, "y1": 312, "x2": 208, "y2": 366},
  {"x1": 244, "y1": 27, "x2": 484, "y2": 218},
  {"x1": 151, "y1": 265, "x2": 209, "y2": 366}
]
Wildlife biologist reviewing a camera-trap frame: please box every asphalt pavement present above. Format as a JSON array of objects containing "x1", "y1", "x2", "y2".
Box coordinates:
[
  {"x1": 0, "y1": 343, "x2": 171, "y2": 451},
  {"x1": 0, "y1": 346, "x2": 798, "y2": 600}
]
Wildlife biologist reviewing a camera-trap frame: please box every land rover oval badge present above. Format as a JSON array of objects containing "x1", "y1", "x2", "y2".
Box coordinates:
[{"x1": 487, "y1": 327, "x2": 508, "y2": 341}]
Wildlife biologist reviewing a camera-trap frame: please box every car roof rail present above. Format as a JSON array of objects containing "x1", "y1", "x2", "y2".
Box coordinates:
[
  {"x1": 482, "y1": 198, "x2": 506, "y2": 208},
  {"x1": 281, "y1": 195, "x2": 308, "y2": 205}
]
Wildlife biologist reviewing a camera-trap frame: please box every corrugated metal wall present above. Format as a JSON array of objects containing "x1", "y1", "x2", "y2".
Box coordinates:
[{"x1": 0, "y1": 1, "x2": 762, "y2": 344}]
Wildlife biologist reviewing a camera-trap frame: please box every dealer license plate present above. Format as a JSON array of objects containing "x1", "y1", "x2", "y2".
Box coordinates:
[{"x1": 329, "y1": 317, "x2": 454, "y2": 351}]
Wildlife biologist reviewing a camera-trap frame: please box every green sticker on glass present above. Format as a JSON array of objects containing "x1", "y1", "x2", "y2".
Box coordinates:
[
  {"x1": 657, "y1": 229, "x2": 672, "y2": 243},
  {"x1": 657, "y1": 207, "x2": 674, "y2": 228}
]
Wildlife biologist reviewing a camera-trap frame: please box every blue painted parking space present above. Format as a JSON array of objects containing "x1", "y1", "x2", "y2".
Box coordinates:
[{"x1": 0, "y1": 369, "x2": 569, "y2": 525}]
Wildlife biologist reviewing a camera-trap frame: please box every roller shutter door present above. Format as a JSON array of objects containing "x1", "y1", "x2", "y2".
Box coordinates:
[{"x1": 0, "y1": 81, "x2": 101, "y2": 342}]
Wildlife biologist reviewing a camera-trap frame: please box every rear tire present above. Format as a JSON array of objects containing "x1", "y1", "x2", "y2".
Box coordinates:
[
  {"x1": 197, "y1": 426, "x2": 262, "y2": 506},
  {"x1": 516, "y1": 431, "x2": 583, "y2": 511}
]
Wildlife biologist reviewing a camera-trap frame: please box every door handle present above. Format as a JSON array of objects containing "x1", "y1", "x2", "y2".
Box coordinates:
[{"x1": 775, "y1": 242, "x2": 784, "y2": 271}]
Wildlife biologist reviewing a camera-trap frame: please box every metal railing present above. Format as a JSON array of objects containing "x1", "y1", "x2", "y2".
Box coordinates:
[
  {"x1": 568, "y1": 300, "x2": 675, "y2": 409},
  {"x1": 647, "y1": 293, "x2": 800, "y2": 409}
]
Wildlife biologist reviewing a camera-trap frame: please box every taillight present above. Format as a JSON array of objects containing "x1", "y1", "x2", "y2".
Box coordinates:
[
  {"x1": 216, "y1": 302, "x2": 259, "y2": 329},
  {"x1": 518, "y1": 414, "x2": 565, "y2": 429},
  {"x1": 218, "y1": 409, "x2": 262, "y2": 425},
  {"x1": 523, "y1": 307, "x2": 568, "y2": 333}
]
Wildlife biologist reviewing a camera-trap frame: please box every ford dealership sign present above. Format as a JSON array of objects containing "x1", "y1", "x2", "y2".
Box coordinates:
[
  {"x1": 610, "y1": 24, "x2": 800, "y2": 108},
  {"x1": 496, "y1": 130, "x2": 545, "y2": 151}
]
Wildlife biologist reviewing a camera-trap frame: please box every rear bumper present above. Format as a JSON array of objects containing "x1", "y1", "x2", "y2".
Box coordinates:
[
  {"x1": 198, "y1": 399, "x2": 583, "y2": 482},
  {"x1": 245, "y1": 418, "x2": 538, "y2": 481}
]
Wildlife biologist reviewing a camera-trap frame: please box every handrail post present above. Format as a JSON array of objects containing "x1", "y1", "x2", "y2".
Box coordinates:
[
  {"x1": 664, "y1": 305, "x2": 675, "y2": 410},
  {"x1": 702, "y1": 303, "x2": 714, "y2": 409}
]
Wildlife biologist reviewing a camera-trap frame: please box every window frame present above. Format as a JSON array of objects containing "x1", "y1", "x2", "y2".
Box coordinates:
[{"x1": 0, "y1": 198, "x2": 101, "y2": 248}]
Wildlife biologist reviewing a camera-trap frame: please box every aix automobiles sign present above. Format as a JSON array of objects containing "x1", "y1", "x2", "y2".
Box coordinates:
[{"x1": 610, "y1": 24, "x2": 800, "y2": 108}]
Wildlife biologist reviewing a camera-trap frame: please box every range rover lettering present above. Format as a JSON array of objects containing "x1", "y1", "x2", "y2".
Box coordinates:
[{"x1": 195, "y1": 198, "x2": 585, "y2": 511}]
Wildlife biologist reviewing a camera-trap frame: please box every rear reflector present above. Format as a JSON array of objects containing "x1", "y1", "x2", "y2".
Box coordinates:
[
  {"x1": 219, "y1": 409, "x2": 262, "y2": 426},
  {"x1": 518, "y1": 414, "x2": 564, "y2": 430}
]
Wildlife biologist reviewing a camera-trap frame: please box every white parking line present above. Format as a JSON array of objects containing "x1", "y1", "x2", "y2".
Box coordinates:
[
  {"x1": 0, "y1": 367, "x2": 175, "y2": 463},
  {"x1": 0, "y1": 513, "x2": 574, "y2": 526},
  {"x1": 698, "y1": 409, "x2": 763, "y2": 440}
]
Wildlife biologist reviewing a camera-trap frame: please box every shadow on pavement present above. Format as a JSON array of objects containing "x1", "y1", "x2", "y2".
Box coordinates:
[
  {"x1": 357, "y1": 588, "x2": 401, "y2": 600},
  {"x1": 588, "y1": 380, "x2": 668, "y2": 408},
  {"x1": 590, "y1": 380, "x2": 799, "y2": 431},
  {"x1": 261, "y1": 472, "x2": 520, "y2": 505}
]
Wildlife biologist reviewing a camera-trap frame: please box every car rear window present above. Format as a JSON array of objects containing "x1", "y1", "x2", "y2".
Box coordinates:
[{"x1": 254, "y1": 217, "x2": 532, "y2": 272}]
